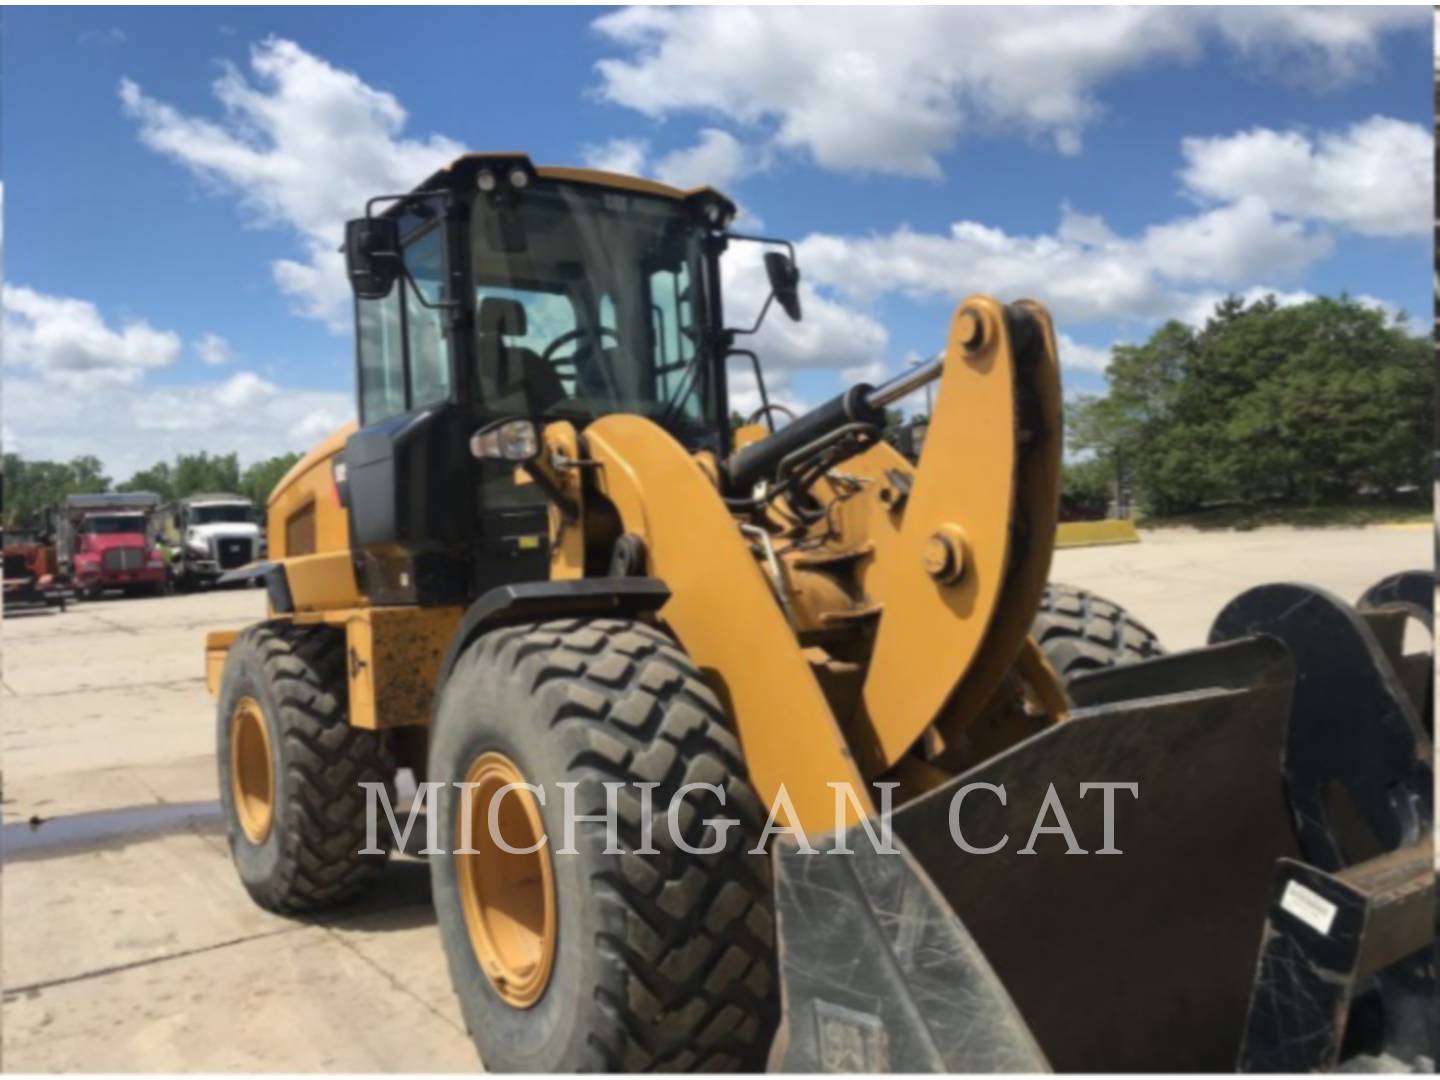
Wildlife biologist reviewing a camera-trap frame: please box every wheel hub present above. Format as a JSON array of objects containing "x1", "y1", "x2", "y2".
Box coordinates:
[
  {"x1": 457, "y1": 752, "x2": 557, "y2": 1008},
  {"x1": 230, "y1": 696, "x2": 275, "y2": 844}
]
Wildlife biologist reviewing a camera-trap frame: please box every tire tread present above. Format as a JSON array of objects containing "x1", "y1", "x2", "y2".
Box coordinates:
[
  {"x1": 1032, "y1": 582, "x2": 1165, "y2": 681},
  {"x1": 232, "y1": 622, "x2": 395, "y2": 912},
  {"x1": 466, "y1": 617, "x2": 776, "y2": 1072}
]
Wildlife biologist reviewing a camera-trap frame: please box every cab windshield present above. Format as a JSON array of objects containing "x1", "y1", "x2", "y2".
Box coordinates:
[
  {"x1": 470, "y1": 182, "x2": 720, "y2": 450},
  {"x1": 83, "y1": 514, "x2": 145, "y2": 535},
  {"x1": 190, "y1": 505, "x2": 252, "y2": 526}
]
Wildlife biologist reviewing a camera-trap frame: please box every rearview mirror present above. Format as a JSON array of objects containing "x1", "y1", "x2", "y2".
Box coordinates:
[
  {"x1": 345, "y1": 217, "x2": 401, "y2": 300},
  {"x1": 764, "y1": 251, "x2": 802, "y2": 322}
]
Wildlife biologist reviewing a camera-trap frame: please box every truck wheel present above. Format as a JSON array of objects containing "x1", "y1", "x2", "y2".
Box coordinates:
[
  {"x1": 429, "y1": 617, "x2": 778, "y2": 1072},
  {"x1": 216, "y1": 622, "x2": 396, "y2": 912},
  {"x1": 1032, "y1": 582, "x2": 1164, "y2": 684}
]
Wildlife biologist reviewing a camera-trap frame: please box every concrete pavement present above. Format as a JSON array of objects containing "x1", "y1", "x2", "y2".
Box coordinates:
[
  {"x1": 2, "y1": 589, "x2": 476, "y2": 1072},
  {"x1": 1, "y1": 526, "x2": 1431, "y2": 1070}
]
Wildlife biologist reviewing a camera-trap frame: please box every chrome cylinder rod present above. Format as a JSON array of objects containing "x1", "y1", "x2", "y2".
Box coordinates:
[{"x1": 865, "y1": 356, "x2": 942, "y2": 410}]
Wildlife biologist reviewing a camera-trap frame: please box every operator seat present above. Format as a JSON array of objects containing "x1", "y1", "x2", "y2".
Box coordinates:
[{"x1": 475, "y1": 297, "x2": 567, "y2": 415}]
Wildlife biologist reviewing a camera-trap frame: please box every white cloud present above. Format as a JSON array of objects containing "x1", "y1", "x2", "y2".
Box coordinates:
[
  {"x1": 727, "y1": 366, "x2": 808, "y2": 422},
  {"x1": 120, "y1": 37, "x2": 464, "y2": 329},
  {"x1": 3, "y1": 284, "x2": 182, "y2": 388},
  {"x1": 212, "y1": 371, "x2": 277, "y2": 409},
  {"x1": 1, "y1": 278, "x2": 352, "y2": 476},
  {"x1": 1056, "y1": 334, "x2": 1112, "y2": 375},
  {"x1": 5, "y1": 373, "x2": 352, "y2": 479},
  {"x1": 1180, "y1": 116, "x2": 1432, "y2": 238},
  {"x1": 581, "y1": 136, "x2": 650, "y2": 178},
  {"x1": 841, "y1": 359, "x2": 889, "y2": 386},
  {"x1": 722, "y1": 241, "x2": 888, "y2": 374},
  {"x1": 796, "y1": 198, "x2": 1329, "y2": 328},
  {"x1": 582, "y1": 127, "x2": 754, "y2": 193},
  {"x1": 592, "y1": 7, "x2": 1423, "y2": 176},
  {"x1": 1140, "y1": 196, "x2": 1329, "y2": 284},
  {"x1": 653, "y1": 128, "x2": 751, "y2": 191},
  {"x1": 194, "y1": 331, "x2": 235, "y2": 366}
]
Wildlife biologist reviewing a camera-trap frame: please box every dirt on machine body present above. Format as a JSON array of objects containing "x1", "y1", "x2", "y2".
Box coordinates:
[{"x1": 203, "y1": 153, "x2": 1435, "y2": 1073}]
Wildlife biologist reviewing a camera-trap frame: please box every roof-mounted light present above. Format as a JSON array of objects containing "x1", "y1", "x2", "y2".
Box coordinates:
[{"x1": 476, "y1": 168, "x2": 498, "y2": 193}]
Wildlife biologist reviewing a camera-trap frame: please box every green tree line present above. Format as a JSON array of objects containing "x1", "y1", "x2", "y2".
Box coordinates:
[
  {"x1": 2, "y1": 450, "x2": 302, "y2": 529},
  {"x1": 1066, "y1": 295, "x2": 1432, "y2": 517}
]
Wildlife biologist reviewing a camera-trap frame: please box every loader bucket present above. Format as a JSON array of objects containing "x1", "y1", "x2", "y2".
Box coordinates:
[{"x1": 770, "y1": 584, "x2": 1435, "y2": 1073}]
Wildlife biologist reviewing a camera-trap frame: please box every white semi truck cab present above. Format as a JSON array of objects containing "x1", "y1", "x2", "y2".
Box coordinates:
[{"x1": 153, "y1": 494, "x2": 263, "y2": 589}]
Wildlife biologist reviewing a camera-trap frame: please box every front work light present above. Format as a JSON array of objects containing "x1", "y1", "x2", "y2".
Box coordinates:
[{"x1": 470, "y1": 418, "x2": 540, "y2": 463}]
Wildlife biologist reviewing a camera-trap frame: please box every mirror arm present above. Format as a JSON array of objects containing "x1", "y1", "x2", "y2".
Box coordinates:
[
  {"x1": 731, "y1": 292, "x2": 777, "y2": 338},
  {"x1": 725, "y1": 232, "x2": 797, "y2": 264},
  {"x1": 363, "y1": 189, "x2": 451, "y2": 220}
]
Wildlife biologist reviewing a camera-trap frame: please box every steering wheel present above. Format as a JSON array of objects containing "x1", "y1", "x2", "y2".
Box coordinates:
[{"x1": 540, "y1": 326, "x2": 619, "y2": 365}]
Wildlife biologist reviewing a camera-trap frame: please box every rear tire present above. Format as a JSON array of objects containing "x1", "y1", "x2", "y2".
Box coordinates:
[
  {"x1": 217, "y1": 622, "x2": 396, "y2": 912},
  {"x1": 1032, "y1": 583, "x2": 1164, "y2": 684},
  {"x1": 429, "y1": 616, "x2": 778, "y2": 1072}
]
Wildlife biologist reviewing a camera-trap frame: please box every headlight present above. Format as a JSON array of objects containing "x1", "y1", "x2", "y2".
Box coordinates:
[{"x1": 470, "y1": 418, "x2": 539, "y2": 463}]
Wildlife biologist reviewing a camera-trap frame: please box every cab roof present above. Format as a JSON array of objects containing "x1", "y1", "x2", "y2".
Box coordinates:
[{"x1": 389, "y1": 152, "x2": 738, "y2": 222}]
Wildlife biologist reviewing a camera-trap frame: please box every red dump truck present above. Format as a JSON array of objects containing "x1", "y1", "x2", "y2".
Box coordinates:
[{"x1": 56, "y1": 492, "x2": 168, "y2": 599}]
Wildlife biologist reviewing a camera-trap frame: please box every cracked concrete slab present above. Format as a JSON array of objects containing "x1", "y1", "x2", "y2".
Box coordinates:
[
  {"x1": 2, "y1": 923, "x2": 474, "y2": 1072},
  {"x1": 3, "y1": 830, "x2": 292, "y2": 991}
]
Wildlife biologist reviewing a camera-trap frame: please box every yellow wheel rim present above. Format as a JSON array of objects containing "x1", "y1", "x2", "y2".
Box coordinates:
[
  {"x1": 229, "y1": 696, "x2": 275, "y2": 844},
  {"x1": 457, "y1": 752, "x2": 557, "y2": 1008}
]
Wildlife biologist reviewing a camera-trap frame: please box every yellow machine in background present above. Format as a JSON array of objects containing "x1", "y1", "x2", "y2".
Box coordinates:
[
  {"x1": 206, "y1": 154, "x2": 1434, "y2": 1073},
  {"x1": 1054, "y1": 517, "x2": 1140, "y2": 547}
]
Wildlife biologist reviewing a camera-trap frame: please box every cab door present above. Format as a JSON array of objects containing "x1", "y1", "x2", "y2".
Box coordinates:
[{"x1": 344, "y1": 220, "x2": 473, "y2": 606}]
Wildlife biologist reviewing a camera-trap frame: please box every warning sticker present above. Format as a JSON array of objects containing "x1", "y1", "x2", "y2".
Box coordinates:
[{"x1": 1280, "y1": 880, "x2": 1338, "y2": 937}]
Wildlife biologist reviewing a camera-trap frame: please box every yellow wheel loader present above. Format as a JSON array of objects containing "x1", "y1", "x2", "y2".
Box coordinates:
[{"x1": 206, "y1": 154, "x2": 1435, "y2": 1072}]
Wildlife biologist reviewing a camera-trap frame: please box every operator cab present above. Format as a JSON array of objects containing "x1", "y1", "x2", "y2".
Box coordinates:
[{"x1": 340, "y1": 154, "x2": 801, "y2": 608}]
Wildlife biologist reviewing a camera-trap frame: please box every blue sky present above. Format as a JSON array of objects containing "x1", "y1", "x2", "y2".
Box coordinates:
[{"x1": 3, "y1": 6, "x2": 1433, "y2": 477}]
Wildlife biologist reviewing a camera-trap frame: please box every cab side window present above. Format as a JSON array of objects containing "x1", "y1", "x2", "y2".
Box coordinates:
[
  {"x1": 357, "y1": 282, "x2": 405, "y2": 425},
  {"x1": 356, "y1": 224, "x2": 452, "y2": 426},
  {"x1": 405, "y1": 228, "x2": 451, "y2": 408}
]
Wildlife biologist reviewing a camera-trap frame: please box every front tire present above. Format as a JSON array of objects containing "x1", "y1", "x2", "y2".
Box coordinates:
[
  {"x1": 1031, "y1": 582, "x2": 1164, "y2": 684},
  {"x1": 217, "y1": 622, "x2": 396, "y2": 912},
  {"x1": 429, "y1": 616, "x2": 778, "y2": 1072}
]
